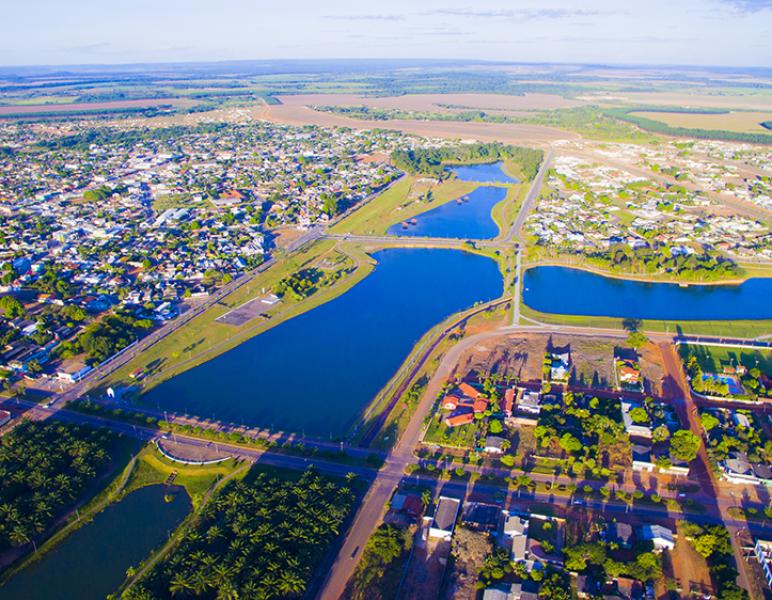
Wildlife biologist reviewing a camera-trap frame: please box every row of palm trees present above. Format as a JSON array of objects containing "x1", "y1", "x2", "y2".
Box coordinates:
[
  {"x1": 0, "y1": 421, "x2": 116, "y2": 551},
  {"x1": 127, "y1": 468, "x2": 357, "y2": 599}
]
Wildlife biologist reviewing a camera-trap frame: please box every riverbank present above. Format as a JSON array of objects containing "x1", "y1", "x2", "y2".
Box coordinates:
[
  {"x1": 330, "y1": 175, "x2": 480, "y2": 236},
  {"x1": 522, "y1": 255, "x2": 772, "y2": 286},
  {"x1": 102, "y1": 240, "x2": 374, "y2": 395},
  {"x1": 520, "y1": 304, "x2": 772, "y2": 339}
]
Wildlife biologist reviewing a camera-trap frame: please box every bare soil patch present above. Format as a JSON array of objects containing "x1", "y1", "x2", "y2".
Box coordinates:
[
  {"x1": 441, "y1": 527, "x2": 490, "y2": 599},
  {"x1": 670, "y1": 532, "x2": 714, "y2": 598},
  {"x1": 449, "y1": 332, "x2": 665, "y2": 395},
  {"x1": 265, "y1": 100, "x2": 577, "y2": 144},
  {"x1": 276, "y1": 92, "x2": 584, "y2": 112}
]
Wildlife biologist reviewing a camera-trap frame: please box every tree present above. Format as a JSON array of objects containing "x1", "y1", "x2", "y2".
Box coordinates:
[
  {"x1": 559, "y1": 433, "x2": 582, "y2": 454},
  {"x1": 670, "y1": 429, "x2": 701, "y2": 462},
  {"x1": 488, "y1": 419, "x2": 503, "y2": 434},
  {"x1": 652, "y1": 424, "x2": 670, "y2": 443},
  {"x1": 700, "y1": 412, "x2": 720, "y2": 432},
  {"x1": 0, "y1": 296, "x2": 25, "y2": 319},
  {"x1": 693, "y1": 533, "x2": 719, "y2": 558},
  {"x1": 626, "y1": 331, "x2": 648, "y2": 349},
  {"x1": 629, "y1": 407, "x2": 649, "y2": 424}
]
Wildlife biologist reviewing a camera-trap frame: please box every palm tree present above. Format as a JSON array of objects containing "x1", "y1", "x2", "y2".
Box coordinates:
[{"x1": 169, "y1": 572, "x2": 195, "y2": 597}]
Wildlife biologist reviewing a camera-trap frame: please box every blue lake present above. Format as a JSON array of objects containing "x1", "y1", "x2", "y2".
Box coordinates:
[
  {"x1": 386, "y1": 162, "x2": 516, "y2": 239},
  {"x1": 386, "y1": 186, "x2": 506, "y2": 239},
  {"x1": 450, "y1": 161, "x2": 518, "y2": 183},
  {"x1": 523, "y1": 266, "x2": 772, "y2": 320},
  {"x1": 0, "y1": 485, "x2": 190, "y2": 600},
  {"x1": 142, "y1": 249, "x2": 503, "y2": 437}
]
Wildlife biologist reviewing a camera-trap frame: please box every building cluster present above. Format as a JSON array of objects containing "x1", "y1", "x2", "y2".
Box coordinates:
[
  {"x1": 386, "y1": 486, "x2": 679, "y2": 600},
  {"x1": 0, "y1": 119, "x2": 409, "y2": 381},
  {"x1": 527, "y1": 154, "x2": 771, "y2": 262}
]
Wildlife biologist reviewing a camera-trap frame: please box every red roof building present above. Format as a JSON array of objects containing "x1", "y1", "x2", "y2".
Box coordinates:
[{"x1": 445, "y1": 412, "x2": 475, "y2": 428}]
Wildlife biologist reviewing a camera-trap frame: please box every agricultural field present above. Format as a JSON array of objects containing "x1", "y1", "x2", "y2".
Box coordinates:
[{"x1": 628, "y1": 110, "x2": 772, "y2": 134}]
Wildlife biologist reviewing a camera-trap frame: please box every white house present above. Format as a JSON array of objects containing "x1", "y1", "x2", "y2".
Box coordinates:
[
  {"x1": 426, "y1": 496, "x2": 460, "y2": 541},
  {"x1": 641, "y1": 524, "x2": 675, "y2": 551}
]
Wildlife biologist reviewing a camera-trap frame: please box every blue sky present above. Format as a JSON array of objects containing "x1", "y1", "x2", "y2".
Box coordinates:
[{"x1": 2, "y1": 0, "x2": 771, "y2": 67}]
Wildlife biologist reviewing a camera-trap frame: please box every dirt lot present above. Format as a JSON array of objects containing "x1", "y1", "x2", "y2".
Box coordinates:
[
  {"x1": 401, "y1": 534, "x2": 452, "y2": 600},
  {"x1": 441, "y1": 527, "x2": 490, "y2": 599},
  {"x1": 274, "y1": 92, "x2": 584, "y2": 112},
  {"x1": 670, "y1": 530, "x2": 714, "y2": 598},
  {"x1": 264, "y1": 98, "x2": 578, "y2": 145},
  {"x1": 449, "y1": 332, "x2": 665, "y2": 395}
]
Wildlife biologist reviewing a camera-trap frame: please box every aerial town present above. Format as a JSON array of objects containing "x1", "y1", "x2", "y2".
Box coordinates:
[{"x1": 0, "y1": 8, "x2": 771, "y2": 600}]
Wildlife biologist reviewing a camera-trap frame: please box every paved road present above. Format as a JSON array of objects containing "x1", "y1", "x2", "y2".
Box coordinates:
[
  {"x1": 322, "y1": 232, "x2": 508, "y2": 249},
  {"x1": 510, "y1": 147, "x2": 553, "y2": 325}
]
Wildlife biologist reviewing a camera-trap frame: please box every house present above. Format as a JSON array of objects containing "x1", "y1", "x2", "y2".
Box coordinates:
[
  {"x1": 445, "y1": 411, "x2": 474, "y2": 428},
  {"x1": 463, "y1": 502, "x2": 500, "y2": 532},
  {"x1": 753, "y1": 539, "x2": 772, "y2": 591},
  {"x1": 484, "y1": 583, "x2": 538, "y2": 600},
  {"x1": 549, "y1": 352, "x2": 570, "y2": 381},
  {"x1": 617, "y1": 359, "x2": 642, "y2": 388},
  {"x1": 499, "y1": 511, "x2": 530, "y2": 565},
  {"x1": 503, "y1": 387, "x2": 515, "y2": 417},
  {"x1": 458, "y1": 382, "x2": 483, "y2": 399},
  {"x1": 518, "y1": 390, "x2": 542, "y2": 416},
  {"x1": 442, "y1": 394, "x2": 462, "y2": 410},
  {"x1": 390, "y1": 492, "x2": 424, "y2": 518},
  {"x1": 606, "y1": 522, "x2": 634, "y2": 549},
  {"x1": 621, "y1": 401, "x2": 652, "y2": 439},
  {"x1": 611, "y1": 576, "x2": 644, "y2": 600},
  {"x1": 721, "y1": 451, "x2": 772, "y2": 486},
  {"x1": 427, "y1": 496, "x2": 460, "y2": 541},
  {"x1": 56, "y1": 359, "x2": 92, "y2": 383},
  {"x1": 631, "y1": 444, "x2": 655, "y2": 472},
  {"x1": 641, "y1": 524, "x2": 675, "y2": 551},
  {"x1": 484, "y1": 435, "x2": 507, "y2": 454}
]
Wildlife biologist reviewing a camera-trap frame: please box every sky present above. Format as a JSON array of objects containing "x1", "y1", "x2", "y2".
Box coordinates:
[{"x1": 2, "y1": 0, "x2": 771, "y2": 67}]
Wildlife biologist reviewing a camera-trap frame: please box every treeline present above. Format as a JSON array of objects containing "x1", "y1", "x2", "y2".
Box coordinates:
[
  {"x1": 0, "y1": 106, "x2": 170, "y2": 121},
  {"x1": 0, "y1": 421, "x2": 117, "y2": 550},
  {"x1": 581, "y1": 244, "x2": 742, "y2": 282},
  {"x1": 605, "y1": 108, "x2": 772, "y2": 144},
  {"x1": 56, "y1": 311, "x2": 152, "y2": 364},
  {"x1": 124, "y1": 467, "x2": 357, "y2": 599},
  {"x1": 391, "y1": 143, "x2": 543, "y2": 181}
]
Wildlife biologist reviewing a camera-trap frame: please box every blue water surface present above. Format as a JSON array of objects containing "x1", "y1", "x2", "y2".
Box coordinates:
[
  {"x1": 523, "y1": 266, "x2": 772, "y2": 320},
  {"x1": 142, "y1": 249, "x2": 503, "y2": 436},
  {"x1": 386, "y1": 186, "x2": 506, "y2": 239},
  {"x1": 0, "y1": 486, "x2": 190, "y2": 600}
]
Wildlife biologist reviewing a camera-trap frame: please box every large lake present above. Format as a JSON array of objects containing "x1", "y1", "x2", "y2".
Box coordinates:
[
  {"x1": 386, "y1": 162, "x2": 516, "y2": 239},
  {"x1": 523, "y1": 266, "x2": 772, "y2": 320},
  {"x1": 386, "y1": 186, "x2": 506, "y2": 239},
  {"x1": 0, "y1": 485, "x2": 189, "y2": 600},
  {"x1": 142, "y1": 249, "x2": 503, "y2": 437},
  {"x1": 451, "y1": 162, "x2": 518, "y2": 184}
]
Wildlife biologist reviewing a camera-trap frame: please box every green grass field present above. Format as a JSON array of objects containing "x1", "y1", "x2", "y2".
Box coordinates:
[
  {"x1": 520, "y1": 304, "x2": 772, "y2": 339},
  {"x1": 677, "y1": 343, "x2": 772, "y2": 376},
  {"x1": 122, "y1": 445, "x2": 245, "y2": 510},
  {"x1": 330, "y1": 176, "x2": 480, "y2": 235}
]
